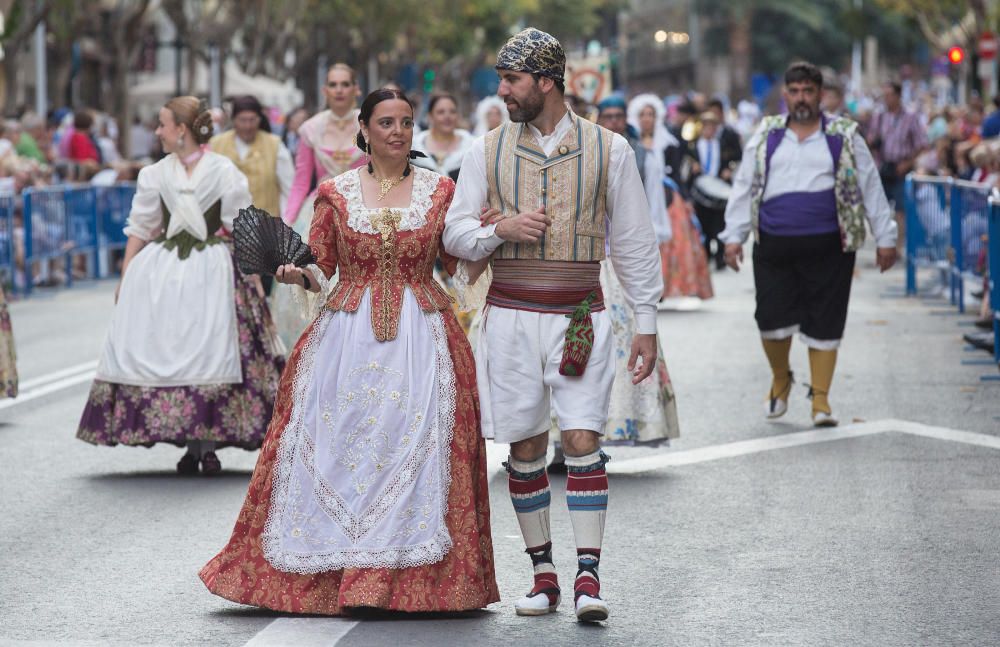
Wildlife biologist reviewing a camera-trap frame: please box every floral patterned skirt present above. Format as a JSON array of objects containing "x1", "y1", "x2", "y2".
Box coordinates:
[
  {"x1": 662, "y1": 195, "x2": 714, "y2": 300},
  {"x1": 199, "y1": 310, "x2": 499, "y2": 615},
  {"x1": 0, "y1": 285, "x2": 17, "y2": 398},
  {"x1": 76, "y1": 270, "x2": 286, "y2": 450}
]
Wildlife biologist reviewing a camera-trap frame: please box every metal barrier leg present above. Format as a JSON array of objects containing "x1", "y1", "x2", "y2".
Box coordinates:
[
  {"x1": 905, "y1": 176, "x2": 917, "y2": 295},
  {"x1": 990, "y1": 205, "x2": 1000, "y2": 370},
  {"x1": 23, "y1": 192, "x2": 33, "y2": 296},
  {"x1": 950, "y1": 185, "x2": 962, "y2": 310}
]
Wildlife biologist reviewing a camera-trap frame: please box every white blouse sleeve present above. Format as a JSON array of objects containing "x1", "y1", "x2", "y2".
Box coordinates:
[
  {"x1": 220, "y1": 159, "x2": 252, "y2": 232},
  {"x1": 122, "y1": 165, "x2": 163, "y2": 241}
]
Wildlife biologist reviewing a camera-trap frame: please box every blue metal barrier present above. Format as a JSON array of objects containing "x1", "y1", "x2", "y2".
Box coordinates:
[
  {"x1": 905, "y1": 174, "x2": 952, "y2": 296},
  {"x1": 0, "y1": 193, "x2": 15, "y2": 288},
  {"x1": 21, "y1": 183, "x2": 136, "y2": 295},
  {"x1": 988, "y1": 197, "x2": 1000, "y2": 372},
  {"x1": 951, "y1": 180, "x2": 991, "y2": 314},
  {"x1": 94, "y1": 183, "x2": 135, "y2": 278}
]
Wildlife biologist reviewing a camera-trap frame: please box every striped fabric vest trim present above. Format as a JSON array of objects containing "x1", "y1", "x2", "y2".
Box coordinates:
[{"x1": 484, "y1": 113, "x2": 614, "y2": 262}]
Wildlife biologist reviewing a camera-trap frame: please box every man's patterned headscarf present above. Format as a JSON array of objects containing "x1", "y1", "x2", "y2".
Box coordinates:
[{"x1": 495, "y1": 28, "x2": 565, "y2": 83}]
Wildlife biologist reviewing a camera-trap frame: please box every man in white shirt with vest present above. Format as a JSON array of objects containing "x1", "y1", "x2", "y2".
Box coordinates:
[
  {"x1": 721, "y1": 62, "x2": 897, "y2": 427},
  {"x1": 443, "y1": 28, "x2": 662, "y2": 623}
]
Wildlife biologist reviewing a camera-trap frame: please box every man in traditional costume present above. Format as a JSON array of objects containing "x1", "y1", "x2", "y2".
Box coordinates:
[
  {"x1": 443, "y1": 28, "x2": 662, "y2": 623},
  {"x1": 721, "y1": 62, "x2": 897, "y2": 427},
  {"x1": 210, "y1": 96, "x2": 293, "y2": 222}
]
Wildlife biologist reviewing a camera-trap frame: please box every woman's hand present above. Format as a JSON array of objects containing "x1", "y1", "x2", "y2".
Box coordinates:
[{"x1": 276, "y1": 264, "x2": 319, "y2": 292}]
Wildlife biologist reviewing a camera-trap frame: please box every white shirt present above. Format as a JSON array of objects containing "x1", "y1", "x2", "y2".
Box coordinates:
[
  {"x1": 443, "y1": 111, "x2": 663, "y2": 335},
  {"x1": 234, "y1": 134, "x2": 295, "y2": 218},
  {"x1": 721, "y1": 121, "x2": 897, "y2": 248},
  {"x1": 696, "y1": 137, "x2": 721, "y2": 178}
]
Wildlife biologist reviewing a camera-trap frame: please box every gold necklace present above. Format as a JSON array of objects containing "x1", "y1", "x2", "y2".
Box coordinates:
[{"x1": 371, "y1": 167, "x2": 408, "y2": 201}]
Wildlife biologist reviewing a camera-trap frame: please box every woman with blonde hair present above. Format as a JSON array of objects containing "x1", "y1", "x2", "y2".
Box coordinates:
[{"x1": 77, "y1": 96, "x2": 285, "y2": 474}]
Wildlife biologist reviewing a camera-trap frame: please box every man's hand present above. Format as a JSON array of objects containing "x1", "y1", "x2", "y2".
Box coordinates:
[
  {"x1": 876, "y1": 247, "x2": 897, "y2": 273},
  {"x1": 724, "y1": 243, "x2": 743, "y2": 271},
  {"x1": 627, "y1": 333, "x2": 657, "y2": 385},
  {"x1": 494, "y1": 207, "x2": 550, "y2": 243}
]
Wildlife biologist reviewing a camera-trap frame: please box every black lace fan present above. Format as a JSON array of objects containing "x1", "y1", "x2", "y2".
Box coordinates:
[{"x1": 233, "y1": 205, "x2": 316, "y2": 288}]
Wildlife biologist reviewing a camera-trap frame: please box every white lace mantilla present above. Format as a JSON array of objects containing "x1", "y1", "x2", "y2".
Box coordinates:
[
  {"x1": 262, "y1": 290, "x2": 456, "y2": 572},
  {"x1": 338, "y1": 166, "x2": 438, "y2": 234}
]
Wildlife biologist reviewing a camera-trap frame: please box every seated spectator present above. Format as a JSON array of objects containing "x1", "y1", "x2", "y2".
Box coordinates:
[{"x1": 15, "y1": 112, "x2": 49, "y2": 164}]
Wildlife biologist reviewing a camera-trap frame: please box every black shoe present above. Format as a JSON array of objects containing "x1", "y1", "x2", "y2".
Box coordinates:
[
  {"x1": 964, "y1": 332, "x2": 995, "y2": 353},
  {"x1": 200, "y1": 451, "x2": 222, "y2": 475},
  {"x1": 176, "y1": 453, "x2": 199, "y2": 475},
  {"x1": 972, "y1": 289, "x2": 984, "y2": 300},
  {"x1": 975, "y1": 317, "x2": 993, "y2": 330}
]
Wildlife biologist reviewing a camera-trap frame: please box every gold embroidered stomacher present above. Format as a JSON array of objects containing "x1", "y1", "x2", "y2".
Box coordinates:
[{"x1": 324, "y1": 206, "x2": 453, "y2": 343}]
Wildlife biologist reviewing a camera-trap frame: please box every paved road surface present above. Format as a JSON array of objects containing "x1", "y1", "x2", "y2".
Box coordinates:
[{"x1": 2, "y1": 247, "x2": 998, "y2": 646}]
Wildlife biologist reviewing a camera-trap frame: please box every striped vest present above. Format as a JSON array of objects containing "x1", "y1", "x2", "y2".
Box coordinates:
[
  {"x1": 485, "y1": 113, "x2": 614, "y2": 262},
  {"x1": 210, "y1": 130, "x2": 282, "y2": 219}
]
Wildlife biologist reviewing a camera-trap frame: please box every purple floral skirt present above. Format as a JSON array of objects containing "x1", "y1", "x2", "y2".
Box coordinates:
[{"x1": 76, "y1": 268, "x2": 286, "y2": 450}]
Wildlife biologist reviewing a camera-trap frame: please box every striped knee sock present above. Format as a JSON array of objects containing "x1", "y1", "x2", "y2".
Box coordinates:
[
  {"x1": 506, "y1": 455, "x2": 559, "y2": 601},
  {"x1": 565, "y1": 450, "x2": 609, "y2": 600}
]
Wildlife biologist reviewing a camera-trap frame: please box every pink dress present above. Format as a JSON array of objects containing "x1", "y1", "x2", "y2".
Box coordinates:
[
  {"x1": 274, "y1": 109, "x2": 366, "y2": 351},
  {"x1": 284, "y1": 109, "x2": 366, "y2": 231}
]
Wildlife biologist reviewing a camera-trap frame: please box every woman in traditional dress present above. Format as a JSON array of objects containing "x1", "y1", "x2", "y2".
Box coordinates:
[
  {"x1": 200, "y1": 88, "x2": 499, "y2": 614},
  {"x1": 76, "y1": 96, "x2": 285, "y2": 475},
  {"x1": 627, "y1": 94, "x2": 675, "y2": 274},
  {"x1": 411, "y1": 94, "x2": 475, "y2": 181},
  {"x1": 659, "y1": 176, "x2": 714, "y2": 302},
  {"x1": 627, "y1": 95, "x2": 712, "y2": 303},
  {"x1": 272, "y1": 63, "x2": 365, "y2": 350},
  {"x1": 0, "y1": 286, "x2": 17, "y2": 398},
  {"x1": 472, "y1": 95, "x2": 508, "y2": 137},
  {"x1": 412, "y1": 94, "x2": 479, "y2": 333}
]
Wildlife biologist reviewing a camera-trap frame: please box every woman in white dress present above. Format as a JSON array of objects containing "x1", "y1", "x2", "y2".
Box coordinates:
[
  {"x1": 412, "y1": 93, "x2": 475, "y2": 181},
  {"x1": 77, "y1": 97, "x2": 285, "y2": 475}
]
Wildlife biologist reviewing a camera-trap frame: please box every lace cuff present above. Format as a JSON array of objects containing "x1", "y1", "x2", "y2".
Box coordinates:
[
  {"x1": 290, "y1": 264, "x2": 334, "y2": 321},
  {"x1": 453, "y1": 260, "x2": 491, "y2": 312}
]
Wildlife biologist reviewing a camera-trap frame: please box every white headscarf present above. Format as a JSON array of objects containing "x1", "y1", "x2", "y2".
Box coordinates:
[
  {"x1": 627, "y1": 93, "x2": 678, "y2": 153},
  {"x1": 474, "y1": 96, "x2": 509, "y2": 136}
]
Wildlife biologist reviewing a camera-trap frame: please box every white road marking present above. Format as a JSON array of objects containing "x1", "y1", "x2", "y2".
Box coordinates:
[
  {"x1": 610, "y1": 419, "x2": 1000, "y2": 474},
  {"x1": 18, "y1": 360, "x2": 98, "y2": 391},
  {"x1": 0, "y1": 369, "x2": 96, "y2": 412},
  {"x1": 244, "y1": 617, "x2": 359, "y2": 646},
  {"x1": 246, "y1": 418, "x2": 1000, "y2": 646}
]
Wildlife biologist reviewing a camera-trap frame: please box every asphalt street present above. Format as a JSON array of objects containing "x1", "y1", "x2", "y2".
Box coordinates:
[{"x1": 1, "y1": 244, "x2": 998, "y2": 647}]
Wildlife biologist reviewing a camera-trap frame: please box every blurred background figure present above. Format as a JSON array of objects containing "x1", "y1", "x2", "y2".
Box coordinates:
[
  {"x1": 473, "y1": 95, "x2": 509, "y2": 136},
  {"x1": 412, "y1": 93, "x2": 474, "y2": 180}
]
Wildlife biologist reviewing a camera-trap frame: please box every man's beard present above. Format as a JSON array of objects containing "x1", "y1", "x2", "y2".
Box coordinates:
[
  {"x1": 790, "y1": 102, "x2": 819, "y2": 123},
  {"x1": 506, "y1": 90, "x2": 545, "y2": 123}
]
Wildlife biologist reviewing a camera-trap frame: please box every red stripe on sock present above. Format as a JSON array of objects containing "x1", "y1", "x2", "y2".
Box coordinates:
[
  {"x1": 508, "y1": 473, "x2": 550, "y2": 495},
  {"x1": 574, "y1": 575, "x2": 600, "y2": 598}
]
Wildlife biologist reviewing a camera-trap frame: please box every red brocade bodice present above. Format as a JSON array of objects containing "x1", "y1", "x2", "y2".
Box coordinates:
[{"x1": 308, "y1": 168, "x2": 459, "y2": 342}]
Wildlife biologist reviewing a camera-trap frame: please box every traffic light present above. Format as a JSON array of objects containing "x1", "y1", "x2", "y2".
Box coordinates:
[
  {"x1": 948, "y1": 46, "x2": 965, "y2": 64},
  {"x1": 423, "y1": 69, "x2": 435, "y2": 92}
]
